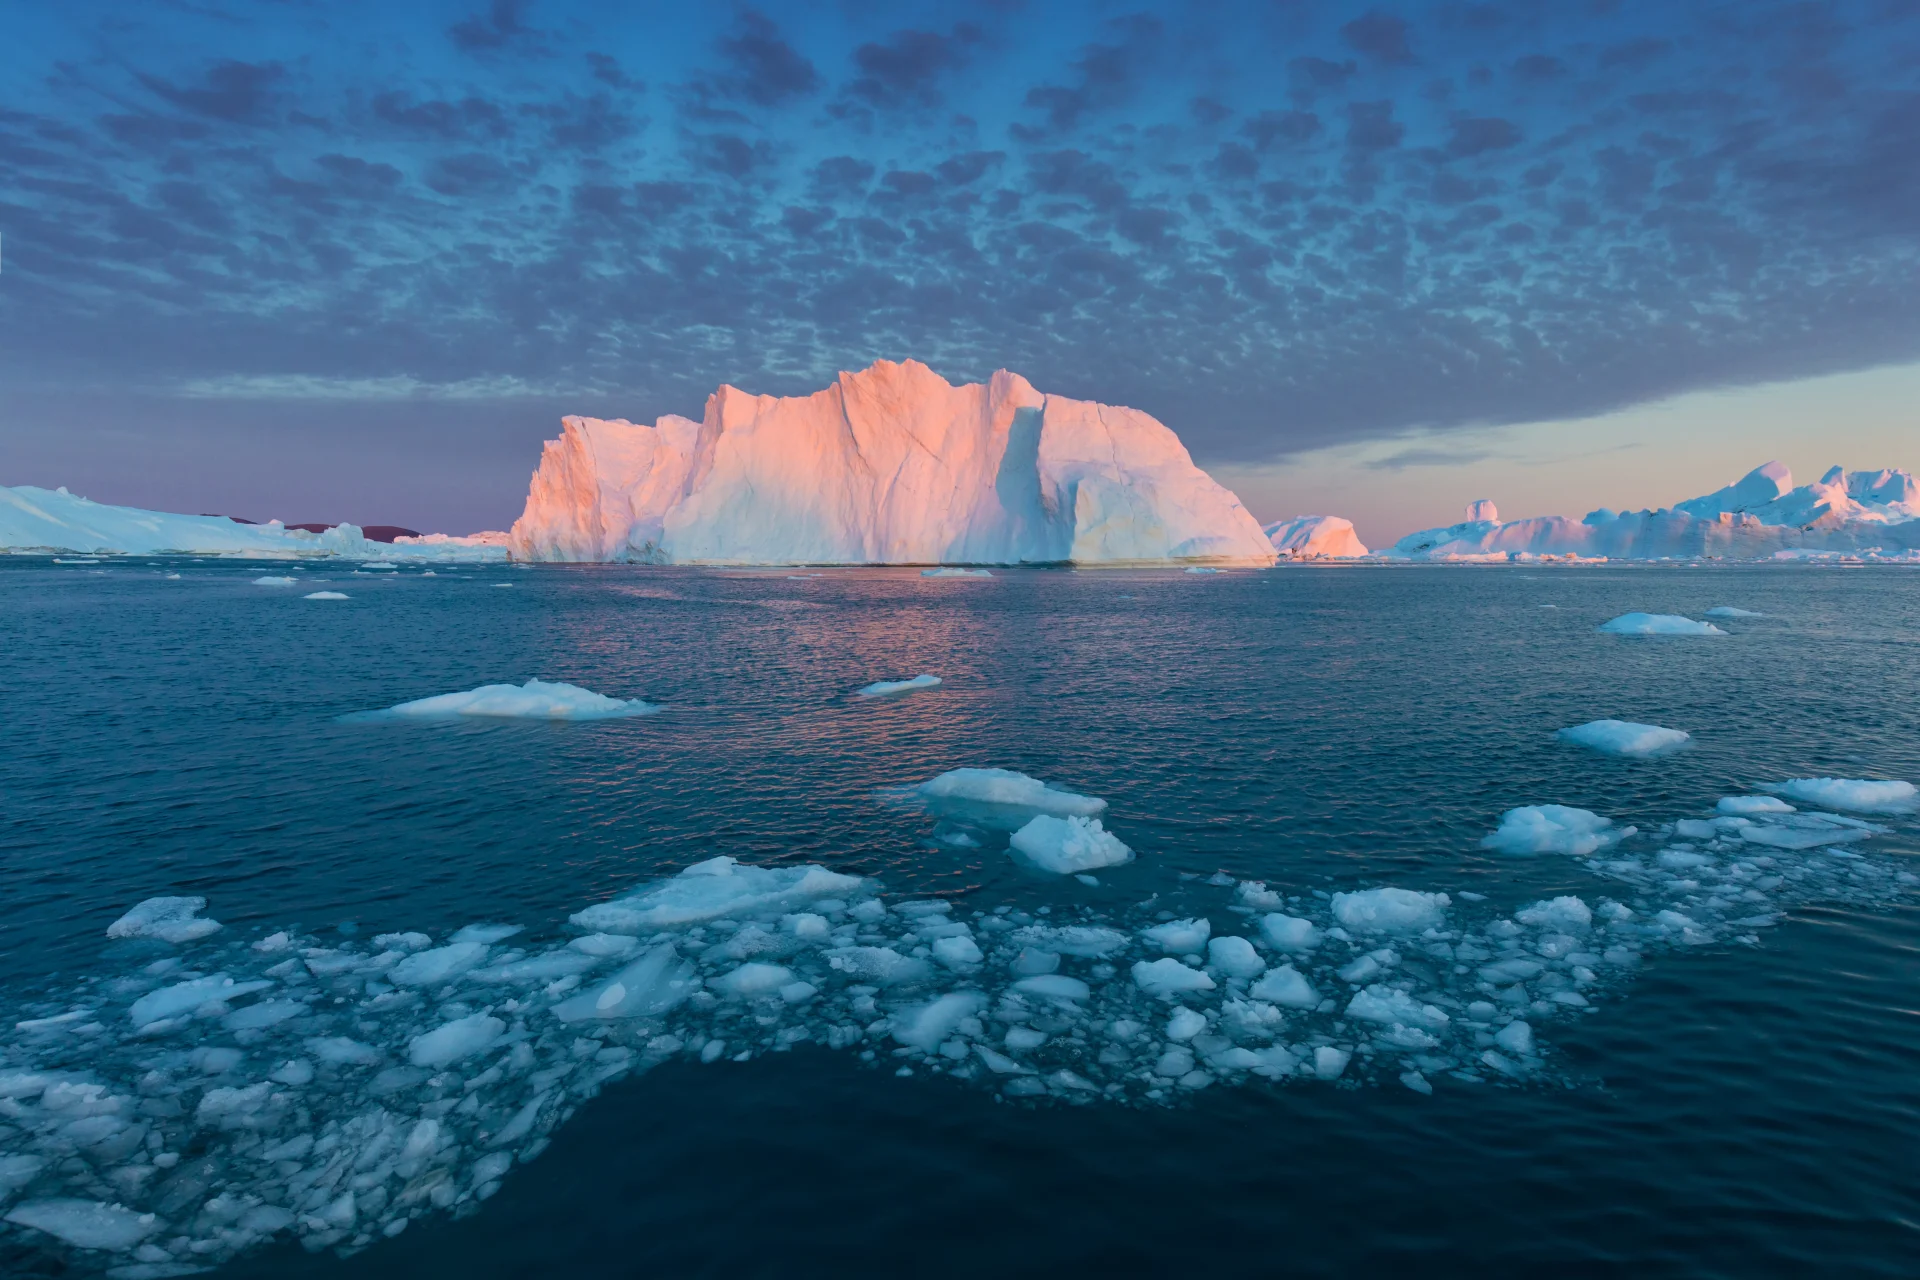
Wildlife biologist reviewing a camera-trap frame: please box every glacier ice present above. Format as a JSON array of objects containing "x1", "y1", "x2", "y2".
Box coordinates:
[
  {"x1": 1597, "y1": 613, "x2": 1726, "y2": 637},
  {"x1": 1555, "y1": 720, "x2": 1691, "y2": 758},
  {"x1": 1773, "y1": 777, "x2": 1917, "y2": 814},
  {"x1": 349, "y1": 679, "x2": 659, "y2": 722},
  {"x1": 1263, "y1": 515, "x2": 1368, "y2": 559},
  {"x1": 506, "y1": 360, "x2": 1276, "y2": 567},
  {"x1": 1383, "y1": 462, "x2": 1920, "y2": 561},
  {"x1": 1008, "y1": 815, "x2": 1134, "y2": 875},
  {"x1": 856, "y1": 675, "x2": 942, "y2": 697},
  {"x1": 1482, "y1": 806, "x2": 1634, "y2": 856},
  {"x1": 0, "y1": 799, "x2": 1914, "y2": 1273}
]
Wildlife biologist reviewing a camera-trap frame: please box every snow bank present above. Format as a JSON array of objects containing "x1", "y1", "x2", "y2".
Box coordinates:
[
  {"x1": 506, "y1": 360, "x2": 1277, "y2": 567},
  {"x1": 1383, "y1": 462, "x2": 1920, "y2": 562},
  {"x1": 857, "y1": 675, "x2": 941, "y2": 697},
  {"x1": 1263, "y1": 515, "x2": 1368, "y2": 559},
  {"x1": 1774, "y1": 778, "x2": 1917, "y2": 815},
  {"x1": 1555, "y1": 720, "x2": 1691, "y2": 758},
  {"x1": 0, "y1": 485, "x2": 507, "y2": 561},
  {"x1": 1482, "y1": 805, "x2": 1634, "y2": 856},
  {"x1": 1597, "y1": 613, "x2": 1726, "y2": 637},
  {"x1": 349, "y1": 679, "x2": 659, "y2": 722},
  {"x1": 1008, "y1": 815, "x2": 1134, "y2": 874}
]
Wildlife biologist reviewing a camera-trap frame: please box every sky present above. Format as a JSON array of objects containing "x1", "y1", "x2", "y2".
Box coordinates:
[{"x1": 2, "y1": 0, "x2": 1917, "y2": 534}]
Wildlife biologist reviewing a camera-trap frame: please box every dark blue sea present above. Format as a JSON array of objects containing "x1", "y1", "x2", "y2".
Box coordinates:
[{"x1": 1, "y1": 557, "x2": 1916, "y2": 1278}]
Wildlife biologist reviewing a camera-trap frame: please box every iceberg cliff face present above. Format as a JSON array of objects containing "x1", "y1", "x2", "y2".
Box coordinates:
[
  {"x1": 1386, "y1": 463, "x2": 1920, "y2": 561},
  {"x1": 508, "y1": 360, "x2": 1276, "y2": 566}
]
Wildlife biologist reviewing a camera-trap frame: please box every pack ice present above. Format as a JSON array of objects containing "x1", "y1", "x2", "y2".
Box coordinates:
[
  {"x1": 1383, "y1": 463, "x2": 1920, "y2": 561},
  {"x1": 505, "y1": 360, "x2": 1276, "y2": 567},
  {"x1": 0, "y1": 788, "x2": 1913, "y2": 1273}
]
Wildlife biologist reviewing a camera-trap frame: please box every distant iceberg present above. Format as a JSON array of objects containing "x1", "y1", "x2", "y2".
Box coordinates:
[
  {"x1": 1598, "y1": 613, "x2": 1726, "y2": 636},
  {"x1": 349, "y1": 679, "x2": 658, "y2": 722},
  {"x1": 1383, "y1": 463, "x2": 1920, "y2": 562},
  {"x1": 0, "y1": 485, "x2": 508, "y2": 561},
  {"x1": 507, "y1": 359, "x2": 1276, "y2": 567},
  {"x1": 857, "y1": 675, "x2": 942, "y2": 698},
  {"x1": 1263, "y1": 515, "x2": 1368, "y2": 559}
]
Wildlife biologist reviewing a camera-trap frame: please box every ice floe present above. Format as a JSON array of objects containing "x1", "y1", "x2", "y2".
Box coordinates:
[
  {"x1": 106, "y1": 898, "x2": 223, "y2": 945},
  {"x1": 1703, "y1": 607, "x2": 1763, "y2": 618},
  {"x1": 252, "y1": 576, "x2": 297, "y2": 586},
  {"x1": 1555, "y1": 720, "x2": 1691, "y2": 758},
  {"x1": 1597, "y1": 613, "x2": 1726, "y2": 636},
  {"x1": 921, "y1": 568, "x2": 992, "y2": 578},
  {"x1": 1482, "y1": 806, "x2": 1635, "y2": 856},
  {"x1": 1772, "y1": 777, "x2": 1917, "y2": 815},
  {"x1": 303, "y1": 591, "x2": 349, "y2": 600},
  {"x1": 900, "y1": 769, "x2": 1108, "y2": 832},
  {"x1": 856, "y1": 675, "x2": 942, "y2": 697},
  {"x1": 0, "y1": 791, "x2": 1914, "y2": 1274},
  {"x1": 1008, "y1": 816, "x2": 1134, "y2": 875},
  {"x1": 348, "y1": 680, "x2": 659, "y2": 722}
]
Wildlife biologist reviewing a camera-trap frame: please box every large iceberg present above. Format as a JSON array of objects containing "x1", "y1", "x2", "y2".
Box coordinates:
[
  {"x1": 1383, "y1": 463, "x2": 1920, "y2": 561},
  {"x1": 0, "y1": 485, "x2": 507, "y2": 561},
  {"x1": 507, "y1": 360, "x2": 1276, "y2": 566}
]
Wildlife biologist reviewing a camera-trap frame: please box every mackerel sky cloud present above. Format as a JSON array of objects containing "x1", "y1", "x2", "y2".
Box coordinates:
[{"x1": 2, "y1": 0, "x2": 1918, "y2": 529}]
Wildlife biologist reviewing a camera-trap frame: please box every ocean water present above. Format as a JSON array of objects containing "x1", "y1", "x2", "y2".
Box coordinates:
[{"x1": 1, "y1": 558, "x2": 1916, "y2": 1277}]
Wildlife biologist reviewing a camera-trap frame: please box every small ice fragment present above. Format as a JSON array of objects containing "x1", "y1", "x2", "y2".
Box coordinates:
[
  {"x1": 1011, "y1": 948, "x2": 1060, "y2": 976},
  {"x1": 452, "y1": 923, "x2": 524, "y2": 944},
  {"x1": 5, "y1": 1199, "x2": 158, "y2": 1250},
  {"x1": 1774, "y1": 777, "x2": 1916, "y2": 815},
  {"x1": 1249, "y1": 965, "x2": 1319, "y2": 1008},
  {"x1": 355, "y1": 680, "x2": 658, "y2": 722},
  {"x1": 1703, "y1": 607, "x2": 1762, "y2": 618},
  {"x1": 408, "y1": 1013, "x2": 506, "y2": 1068},
  {"x1": 1330, "y1": 887, "x2": 1450, "y2": 934},
  {"x1": 1514, "y1": 896, "x2": 1592, "y2": 932},
  {"x1": 891, "y1": 992, "x2": 987, "y2": 1050},
  {"x1": 1716, "y1": 795, "x2": 1793, "y2": 816},
  {"x1": 1012, "y1": 974, "x2": 1090, "y2": 1002},
  {"x1": 1166, "y1": 1007, "x2": 1208, "y2": 1041},
  {"x1": 1346, "y1": 985, "x2": 1450, "y2": 1030},
  {"x1": 390, "y1": 941, "x2": 489, "y2": 987},
  {"x1": 1555, "y1": 719, "x2": 1690, "y2": 758},
  {"x1": 911, "y1": 768, "x2": 1106, "y2": 819},
  {"x1": 1259, "y1": 913, "x2": 1322, "y2": 951},
  {"x1": 1401, "y1": 1070, "x2": 1433, "y2": 1095},
  {"x1": 1313, "y1": 1046, "x2": 1351, "y2": 1079},
  {"x1": 304, "y1": 591, "x2": 350, "y2": 600},
  {"x1": 1008, "y1": 814, "x2": 1134, "y2": 874},
  {"x1": 779, "y1": 981, "x2": 817, "y2": 1004},
  {"x1": 857, "y1": 675, "x2": 942, "y2": 697},
  {"x1": 1142, "y1": 918, "x2": 1210, "y2": 953},
  {"x1": 716, "y1": 963, "x2": 795, "y2": 997},
  {"x1": 931, "y1": 935, "x2": 983, "y2": 967},
  {"x1": 1596, "y1": 612, "x2": 1726, "y2": 636},
  {"x1": 106, "y1": 896, "x2": 223, "y2": 944},
  {"x1": 1481, "y1": 806, "x2": 1632, "y2": 857},
  {"x1": 1493, "y1": 1021, "x2": 1535, "y2": 1056},
  {"x1": 1207, "y1": 936, "x2": 1265, "y2": 979},
  {"x1": 1131, "y1": 958, "x2": 1217, "y2": 998},
  {"x1": 553, "y1": 946, "x2": 698, "y2": 1021}
]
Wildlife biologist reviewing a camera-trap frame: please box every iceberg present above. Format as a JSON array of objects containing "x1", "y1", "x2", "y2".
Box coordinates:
[
  {"x1": 1384, "y1": 463, "x2": 1920, "y2": 561},
  {"x1": 1773, "y1": 778, "x2": 1917, "y2": 815},
  {"x1": 348, "y1": 679, "x2": 659, "y2": 722},
  {"x1": 1264, "y1": 515, "x2": 1369, "y2": 559},
  {"x1": 507, "y1": 360, "x2": 1276, "y2": 566},
  {"x1": 0, "y1": 485, "x2": 507, "y2": 561},
  {"x1": 1597, "y1": 613, "x2": 1726, "y2": 636},
  {"x1": 1555, "y1": 719, "x2": 1691, "y2": 758}
]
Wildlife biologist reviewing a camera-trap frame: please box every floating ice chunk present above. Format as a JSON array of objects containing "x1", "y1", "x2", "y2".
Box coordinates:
[
  {"x1": 5, "y1": 1199, "x2": 157, "y2": 1250},
  {"x1": 857, "y1": 675, "x2": 942, "y2": 697},
  {"x1": 1249, "y1": 965, "x2": 1319, "y2": 1008},
  {"x1": 303, "y1": 591, "x2": 349, "y2": 600},
  {"x1": 1236, "y1": 881, "x2": 1281, "y2": 909},
  {"x1": 552, "y1": 945, "x2": 697, "y2": 1021},
  {"x1": 783, "y1": 912, "x2": 830, "y2": 939},
  {"x1": 891, "y1": 992, "x2": 987, "y2": 1049},
  {"x1": 716, "y1": 963, "x2": 794, "y2": 997},
  {"x1": 409, "y1": 1013, "x2": 505, "y2": 1068},
  {"x1": 920, "y1": 568, "x2": 992, "y2": 578},
  {"x1": 222, "y1": 999, "x2": 307, "y2": 1032},
  {"x1": 1338, "y1": 954, "x2": 1383, "y2": 983},
  {"x1": 1008, "y1": 814, "x2": 1134, "y2": 874},
  {"x1": 1207, "y1": 936, "x2": 1265, "y2": 979},
  {"x1": 571, "y1": 857, "x2": 866, "y2": 933},
  {"x1": 1657, "y1": 850, "x2": 1713, "y2": 870},
  {"x1": 1346, "y1": 985, "x2": 1450, "y2": 1031},
  {"x1": 1401, "y1": 1070, "x2": 1433, "y2": 1095},
  {"x1": 1008, "y1": 925, "x2": 1129, "y2": 958},
  {"x1": 389, "y1": 941, "x2": 489, "y2": 987},
  {"x1": 1775, "y1": 777, "x2": 1917, "y2": 814},
  {"x1": 931, "y1": 936, "x2": 983, "y2": 967},
  {"x1": 570, "y1": 933, "x2": 641, "y2": 958},
  {"x1": 1704, "y1": 606, "x2": 1762, "y2": 618},
  {"x1": 1259, "y1": 913, "x2": 1322, "y2": 951},
  {"x1": 1131, "y1": 958, "x2": 1217, "y2": 998},
  {"x1": 1481, "y1": 805, "x2": 1632, "y2": 856},
  {"x1": 1717, "y1": 795, "x2": 1793, "y2": 816},
  {"x1": 1514, "y1": 896, "x2": 1592, "y2": 932},
  {"x1": 106, "y1": 896, "x2": 223, "y2": 944},
  {"x1": 1012, "y1": 948, "x2": 1060, "y2": 975},
  {"x1": 1005, "y1": 1026, "x2": 1049, "y2": 1051},
  {"x1": 974, "y1": 1044, "x2": 1033, "y2": 1075},
  {"x1": 779, "y1": 982, "x2": 817, "y2": 1004},
  {"x1": 471, "y1": 951, "x2": 600, "y2": 984},
  {"x1": 825, "y1": 946, "x2": 932, "y2": 986},
  {"x1": 253, "y1": 575, "x2": 297, "y2": 586},
  {"x1": 371, "y1": 931, "x2": 430, "y2": 951},
  {"x1": 129, "y1": 975, "x2": 271, "y2": 1029},
  {"x1": 1555, "y1": 720, "x2": 1691, "y2": 758},
  {"x1": 1493, "y1": 1020, "x2": 1535, "y2": 1056},
  {"x1": 306, "y1": 1036, "x2": 381, "y2": 1065},
  {"x1": 1012, "y1": 974, "x2": 1090, "y2": 1002},
  {"x1": 1597, "y1": 612, "x2": 1726, "y2": 636},
  {"x1": 1166, "y1": 1007, "x2": 1208, "y2": 1041},
  {"x1": 1330, "y1": 887, "x2": 1450, "y2": 934},
  {"x1": 1142, "y1": 918, "x2": 1210, "y2": 953},
  {"x1": 453, "y1": 924, "x2": 525, "y2": 944},
  {"x1": 1313, "y1": 1046, "x2": 1351, "y2": 1079},
  {"x1": 1738, "y1": 823, "x2": 1873, "y2": 850},
  {"x1": 910, "y1": 768, "x2": 1106, "y2": 822},
  {"x1": 353, "y1": 679, "x2": 659, "y2": 722}
]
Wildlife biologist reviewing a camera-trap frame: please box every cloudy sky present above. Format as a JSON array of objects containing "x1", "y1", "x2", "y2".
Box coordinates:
[{"x1": 3, "y1": 0, "x2": 1917, "y2": 535}]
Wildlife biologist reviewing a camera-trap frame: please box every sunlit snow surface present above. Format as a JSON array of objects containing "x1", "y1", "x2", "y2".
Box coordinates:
[{"x1": 0, "y1": 788, "x2": 1911, "y2": 1271}]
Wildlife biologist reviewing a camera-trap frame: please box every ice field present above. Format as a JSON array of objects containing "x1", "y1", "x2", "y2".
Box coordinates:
[{"x1": 0, "y1": 557, "x2": 1916, "y2": 1275}]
